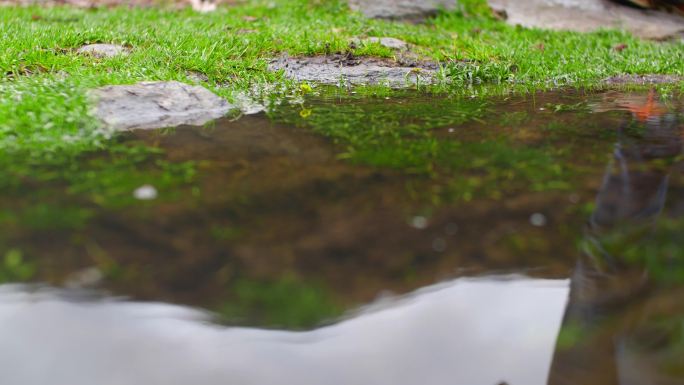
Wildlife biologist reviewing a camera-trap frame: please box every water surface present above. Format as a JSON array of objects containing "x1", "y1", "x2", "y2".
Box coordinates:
[{"x1": 0, "y1": 88, "x2": 682, "y2": 384}]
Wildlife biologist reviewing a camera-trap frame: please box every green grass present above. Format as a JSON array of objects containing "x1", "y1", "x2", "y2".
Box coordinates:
[{"x1": 1, "y1": 0, "x2": 683, "y2": 155}]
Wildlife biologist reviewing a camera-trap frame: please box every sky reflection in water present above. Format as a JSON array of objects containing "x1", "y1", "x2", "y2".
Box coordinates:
[{"x1": 0, "y1": 277, "x2": 569, "y2": 385}]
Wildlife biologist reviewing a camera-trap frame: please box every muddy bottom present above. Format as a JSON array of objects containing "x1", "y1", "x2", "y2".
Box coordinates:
[{"x1": 1, "y1": 88, "x2": 683, "y2": 384}]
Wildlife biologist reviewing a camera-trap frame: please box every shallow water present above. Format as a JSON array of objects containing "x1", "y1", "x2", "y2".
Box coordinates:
[{"x1": 0, "y1": 88, "x2": 682, "y2": 384}]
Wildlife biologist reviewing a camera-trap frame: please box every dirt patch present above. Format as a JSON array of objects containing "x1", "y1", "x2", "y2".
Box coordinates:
[
  {"x1": 186, "y1": 70, "x2": 210, "y2": 83},
  {"x1": 4, "y1": 64, "x2": 49, "y2": 80},
  {"x1": 604, "y1": 74, "x2": 684, "y2": 85},
  {"x1": 77, "y1": 43, "x2": 129, "y2": 58},
  {"x1": 268, "y1": 54, "x2": 439, "y2": 88}
]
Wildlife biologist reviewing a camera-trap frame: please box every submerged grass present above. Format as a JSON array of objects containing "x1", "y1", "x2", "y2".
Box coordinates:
[
  {"x1": 596, "y1": 217, "x2": 684, "y2": 285},
  {"x1": 270, "y1": 91, "x2": 587, "y2": 203}
]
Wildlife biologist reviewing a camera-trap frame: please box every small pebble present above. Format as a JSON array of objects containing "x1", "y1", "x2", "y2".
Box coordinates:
[
  {"x1": 444, "y1": 222, "x2": 458, "y2": 235},
  {"x1": 432, "y1": 237, "x2": 447, "y2": 252},
  {"x1": 134, "y1": 184, "x2": 158, "y2": 200},
  {"x1": 529, "y1": 213, "x2": 547, "y2": 227},
  {"x1": 77, "y1": 44, "x2": 128, "y2": 59},
  {"x1": 365, "y1": 37, "x2": 409, "y2": 50},
  {"x1": 65, "y1": 267, "x2": 103, "y2": 289},
  {"x1": 410, "y1": 216, "x2": 428, "y2": 230}
]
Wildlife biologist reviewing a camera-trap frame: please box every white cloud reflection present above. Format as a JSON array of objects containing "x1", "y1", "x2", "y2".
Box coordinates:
[{"x1": 0, "y1": 276, "x2": 569, "y2": 385}]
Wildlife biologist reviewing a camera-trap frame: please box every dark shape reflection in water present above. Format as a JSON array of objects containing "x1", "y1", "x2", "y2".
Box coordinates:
[
  {"x1": 551, "y1": 90, "x2": 684, "y2": 385},
  {"x1": 0, "y1": 277, "x2": 569, "y2": 385}
]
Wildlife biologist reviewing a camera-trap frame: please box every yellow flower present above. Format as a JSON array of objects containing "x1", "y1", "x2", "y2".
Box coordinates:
[{"x1": 299, "y1": 82, "x2": 313, "y2": 94}]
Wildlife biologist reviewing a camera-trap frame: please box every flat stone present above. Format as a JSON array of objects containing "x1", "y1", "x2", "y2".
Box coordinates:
[
  {"x1": 77, "y1": 44, "x2": 129, "y2": 58},
  {"x1": 488, "y1": 0, "x2": 684, "y2": 40},
  {"x1": 603, "y1": 74, "x2": 683, "y2": 85},
  {"x1": 90, "y1": 81, "x2": 233, "y2": 131},
  {"x1": 268, "y1": 55, "x2": 438, "y2": 88},
  {"x1": 349, "y1": 0, "x2": 458, "y2": 21},
  {"x1": 365, "y1": 37, "x2": 409, "y2": 50}
]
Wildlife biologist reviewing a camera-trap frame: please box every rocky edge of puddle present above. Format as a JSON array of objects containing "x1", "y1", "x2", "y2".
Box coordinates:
[
  {"x1": 90, "y1": 81, "x2": 234, "y2": 131},
  {"x1": 268, "y1": 54, "x2": 439, "y2": 88}
]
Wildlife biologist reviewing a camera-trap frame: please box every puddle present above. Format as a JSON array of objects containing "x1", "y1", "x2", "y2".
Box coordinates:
[{"x1": 1, "y1": 87, "x2": 683, "y2": 384}]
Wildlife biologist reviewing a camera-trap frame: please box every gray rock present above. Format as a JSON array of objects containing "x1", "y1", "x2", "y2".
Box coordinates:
[
  {"x1": 230, "y1": 91, "x2": 267, "y2": 115},
  {"x1": 90, "y1": 81, "x2": 233, "y2": 131},
  {"x1": 268, "y1": 55, "x2": 438, "y2": 88},
  {"x1": 603, "y1": 74, "x2": 683, "y2": 85},
  {"x1": 365, "y1": 37, "x2": 409, "y2": 50},
  {"x1": 77, "y1": 44, "x2": 129, "y2": 58},
  {"x1": 488, "y1": 0, "x2": 684, "y2": 40},
  {"x1": 349, "y1": 0, "x2": 457, "y2": 21}
]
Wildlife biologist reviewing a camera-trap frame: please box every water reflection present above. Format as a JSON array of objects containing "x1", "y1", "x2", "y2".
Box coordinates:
[
  {"x1": 0, "y1": 88, "x2": 683, "y2": 384},
  {"x1": 589, "y1": 90, "x2": 681, "y2": 231},
  {"x1": 0, "y1": 277, "x2": 569, "y2": 385},
  {"x1": 550, "y1": 90, "x2": 684, "y2": 385}
]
